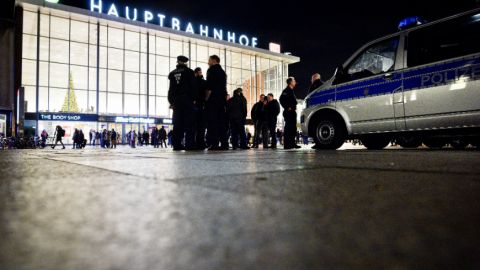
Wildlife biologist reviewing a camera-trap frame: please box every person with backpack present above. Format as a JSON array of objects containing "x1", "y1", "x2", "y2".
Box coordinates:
[
  {"x1": 40, "y1": 130, "x2": 48, "y2": 148},
  {"x1": 51, "y1": 125, "x2": 65, "y2": 149}
]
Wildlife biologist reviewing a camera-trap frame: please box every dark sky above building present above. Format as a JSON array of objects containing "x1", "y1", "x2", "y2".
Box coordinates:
[{"x1": 59, "y1": 0, "x2": 479, "y2": 97}]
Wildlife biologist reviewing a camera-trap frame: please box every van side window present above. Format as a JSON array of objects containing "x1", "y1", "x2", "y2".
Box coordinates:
[
  {"x1": 338, "y1": 38, "x2": 399, "y2": 84},
  {"x1": 408, "y1": 13, "x2": 480, "y2": 67}
]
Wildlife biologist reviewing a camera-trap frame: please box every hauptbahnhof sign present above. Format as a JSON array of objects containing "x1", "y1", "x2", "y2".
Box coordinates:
[{"x1": 79, "y1": 0, "x2": 259, "y2": 47}]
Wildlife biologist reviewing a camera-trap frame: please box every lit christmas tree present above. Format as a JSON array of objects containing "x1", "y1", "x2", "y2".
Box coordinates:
[{"x1": 61, "y1": 72, "x2": 80, "y2": 112}]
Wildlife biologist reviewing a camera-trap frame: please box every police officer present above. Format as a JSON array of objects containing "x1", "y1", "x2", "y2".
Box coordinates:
[
  {"x1": 168, "y1": 55, "x2": 197, "y2": 151},
  {"x1": 194, "y1": 67, "x2": 207, "y2": 150},
  {"x1": 280, "y1": 77, "x2": 301, "y2": 150},
  {"x1": 205, "y1": 55, "x2": 229, "y2": 150}
]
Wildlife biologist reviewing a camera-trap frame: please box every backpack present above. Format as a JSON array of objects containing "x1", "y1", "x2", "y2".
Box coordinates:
[{"x1": 59, "y1": 129, "x2": 65, "y2": 137}]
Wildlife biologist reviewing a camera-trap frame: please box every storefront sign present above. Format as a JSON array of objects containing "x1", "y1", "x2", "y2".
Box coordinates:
[
  {"x1": 88, "y1": 0, "x2": 258, "y2": 47},
  {"x1": 38, "y1": 113, "x2": 98, "y2": 122},
  {"x1": 115, "y1": 116, "x2": 155, "y2": 124}
]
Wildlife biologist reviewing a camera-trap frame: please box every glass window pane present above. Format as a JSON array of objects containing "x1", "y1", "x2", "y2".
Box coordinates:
[
  {"x1": 242, "y1": 54, "x2": 252, "y2": 70},
  {"x1": 156, "y1": 56, "x2": 169, "y2": 76},
  {"x1": 107, "y1": 93, "x2": 123, "y2": 114},
  {"x1": 125, "y1": 94, "x2": 139, "y2": 115},
  {"x1": 156, "y1": 97, "x2": 169, "y2": 117},
  {"x1": 170, "y1": 40, "x2": 183, "y2": 57},
  {"x1": 125, "y1": 72, "x2": 139, "y2": 94},
  {"x1": 89, "y1": 45, "x2": 97, "y2": 67},
  {"x1": 231, "y1": 52, "x2": 241, "y2": 68},
  {"x1": 99, "y1": 25, "x2": 107, "y2": 46},
  {"x1": 140, "y1": 74, "x2": 147, "y2": 95},
  {"x1": 156, "y1": 76, "x2": 168, "y2": 96},
  {"x1": 140, "y1": 95, "x2": 147, "y2": 115},
  {"x1": 39, "y1": 87, "x2": 48, "y2": 112},
  {"x1": 70, "y1": 65, "x2": 88, "y2": 90},
  {"x1": 75, "y1": 90, "x2": 88, "y2": 113},
  {"x1": 99, "y1": 92, "x2": 107, "y2": 113},
  {"x1": 197, "y1": 45, "x2": 208, "y2": 63},
  {"x1": 39, "y1": 37, "x2": 49, "y2": 61},
  {"x1": 125, "y1": 51, "x2": 139, "y2": 72},
  {"x1": 156, "y1": 37, "x2": 169, "y2": 56},
  {"x1": 88, "y1": 91, "x2": 96, "y2": 113},
  {"x1": 89, "y1": 68, "x2": 97, "y2": 91},
  {"x1": 22, "y1": 34, "x2": 37, "y2": 60},
  {"x1": 107, "y1": 70, "x2": 122, "y2": 93},
  {"x1": 39, "y1": 61, "x2": 48, "y2": 87},
  {"x1": 108, "y1": 48, "x2": 124, "y2": 70},
  {"x1": 24, "y1": 86, "x2": 36, "y2": 112},
  {"x1": 99, "y1": 46, "x2": 107, "y2": 68},
  {"x1": 108, "y1": 27, "x2": 124, "y2": 49},
  {"x1": 99, "y1": 68, "x2": 107, "y2": 91},
  {"x1": 50, "y1": 39, "x2": 69, "y2": 63},
  {"x1": 49, "y1": 88, "x2": 67, "y2": 112},
  {"x1": 70, "y1": 42, "x2": 88, "y2": 66},
  {"x1": 50, "y1": 16, "x2": 69, "y2": 39},
  {"x1": 89, "y1": 23, "x2": 98, "y2": 45},
  {"x1": 140, "y1": 53, "x2": 147, "y2": 73},
  {"x1": 22, "y1": 59, "x2": 36, "y2": 86},
  {"x1": 50, "y1": 63, "x2": 69, "y2": 88},
  {"x1": 70, "y1": 20, "x2": 89, "y2": 43},
  {"x1": 40, "y1": 14, "x2": 49, "y2": 37},
  {"x1": 140, "y1": 34, "x2": 148, "y2": 53},
  {"x1": 23, "y1": 11, "x2": 37, "y2": 35},
  {"x1": 125, "y1": 31, "x2": 139, "y2": 51},
  {"x1": 149, "y1": 95, "x2": 155, "y2": 116}
]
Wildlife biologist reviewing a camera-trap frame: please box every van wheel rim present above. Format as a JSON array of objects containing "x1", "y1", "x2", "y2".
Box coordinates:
[{"x1": 317, "y1": 122, "x2": 335, "y2": 142}]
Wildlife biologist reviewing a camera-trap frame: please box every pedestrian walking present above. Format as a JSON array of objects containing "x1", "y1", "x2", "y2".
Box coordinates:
[
  {"x1": 159, "y1": 126, "x2": 167, "y2": 148},
  {"x1": 51, "y1": 125, "x2": 66, "y2": 149},
  {"x1": 111, "y1": 129, "x2": 117, "y2": 149}
]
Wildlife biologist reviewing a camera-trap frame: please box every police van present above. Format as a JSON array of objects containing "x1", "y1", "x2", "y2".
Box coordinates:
[{"x1": 301, "y1": 8, "x2": 480, "y2": 150}]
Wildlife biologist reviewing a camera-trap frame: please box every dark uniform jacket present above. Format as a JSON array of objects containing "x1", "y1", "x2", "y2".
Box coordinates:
[
  {"x1": 266, "y1": 99, "x2": 281, "y2": 122},
  {"x1": 168, "y1": 64, "x2": 197, "y2": 107},
  {"x1": 280, "y1": 87, "x2": 298, "y2": 111},
  {"x1": 308, "y1": 79, "x2": 324, "y2": 94},
  {"x1": 206, "y1": 64, "x2": 227, "y2": 102},
  {"x1": 227, "y1": 94, "x2": 247, "y2": 121},
  {"x1": 195, "y1": 76, "x2": 207, "y2": 107}
]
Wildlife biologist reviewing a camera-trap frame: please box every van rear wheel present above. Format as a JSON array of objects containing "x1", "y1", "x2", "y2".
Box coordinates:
[
  {"x1": 312, "y1": 119, "x2": 346, "y2": 150},
  {"x1": 397, "y1": 135, "x2": 422, "y2": 149},
  {"x1": 361, "y1": 135, "x2": 391, "y2": 150},
  {"x1": 450, "y1": 139, "x2": 468, "y2": 149}
]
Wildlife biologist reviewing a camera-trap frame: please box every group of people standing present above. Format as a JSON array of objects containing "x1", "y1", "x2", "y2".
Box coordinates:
[
  {"x1": 126, "y1": 127, "x2": 168, "y2": 148},
  {"x1": 168, "y1": 54, "x2": 303, "y2": 151}
]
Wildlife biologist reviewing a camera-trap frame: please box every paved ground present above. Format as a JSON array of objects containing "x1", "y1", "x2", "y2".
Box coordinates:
[{"x1": 0, "y1": 145, "x2": 480, "y2": 270}]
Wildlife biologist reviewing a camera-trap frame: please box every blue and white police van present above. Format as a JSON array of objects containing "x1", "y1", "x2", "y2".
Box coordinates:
[{"x1": 302, "y1": 9, "x2": 480, "y2": 150}]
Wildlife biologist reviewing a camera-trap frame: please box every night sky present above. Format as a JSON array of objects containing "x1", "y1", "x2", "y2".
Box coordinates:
[{"x1": 60, "y1": 0, "x2": 480, "y2": 98}]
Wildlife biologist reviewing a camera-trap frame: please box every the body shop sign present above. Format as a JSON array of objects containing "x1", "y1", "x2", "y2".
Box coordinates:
[
  {"x1": 86, "y1": 0, "x2": 258, "y2": 47},
  {"x1": 39, "y1": 113, "x2": 98, "y2": 122}
]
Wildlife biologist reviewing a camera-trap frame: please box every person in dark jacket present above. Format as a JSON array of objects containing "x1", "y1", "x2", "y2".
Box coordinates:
[
  {"x1": 266, "y1": 93, "x2": 281, "y2": 149},
  {"x1": 159, "y1": 126, "x2": 167, "y2": 148},
  {"x1": 72, "y1": 129, "x2": 79, "y2": 149},
  {"x1": 205, "y1": 55, "x2": 229, "y2": 150},
  {"x1": 251, "y1": 94, "x2": 265, "y2": 148},
  {"x1": 168, "y1": 55, "x2": 197, "y2": 151},
  {"x1": 51, "y1": 125, "x2": 65, "y2": 149},
  {"x1": 280, "y1": 77, "x2": 301, "y2": 149},
  {"x1": 227, "y1": 88, "x2": 249, "y2": 150},
  {"x1": 309, "y1": 73, "x2": 323, "y2": 94},
  {"x1": 194, "y1": 67, "x2": 208, "y2": 150}
]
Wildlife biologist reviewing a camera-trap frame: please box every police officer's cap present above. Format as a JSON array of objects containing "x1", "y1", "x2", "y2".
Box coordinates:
[{"x1": 177, "y1": 55, "x2": 189, "y2": 63}]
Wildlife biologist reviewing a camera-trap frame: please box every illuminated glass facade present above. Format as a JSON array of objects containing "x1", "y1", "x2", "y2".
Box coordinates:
[{"x1": 18, "y1": 1, "x2": 299, "y2": 136}]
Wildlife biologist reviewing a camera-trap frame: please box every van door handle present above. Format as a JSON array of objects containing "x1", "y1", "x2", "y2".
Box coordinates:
[{"x1": 384, "y1": 73, "x2": 393, "y2": 80}]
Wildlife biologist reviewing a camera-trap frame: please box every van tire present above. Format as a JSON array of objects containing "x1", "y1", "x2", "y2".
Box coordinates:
[
  {"x1": 312, "y1": 118, "x2": 346, "y2": 150},
  {"x1": 361, "y1": 135, "x2": 391, "y2": 150},
  {"x1": 423, "y1": 138, "x2": 446, "y2": 149},
  {"x1": 397, "y1": 135, "x2": 422, "y2": 149}
]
